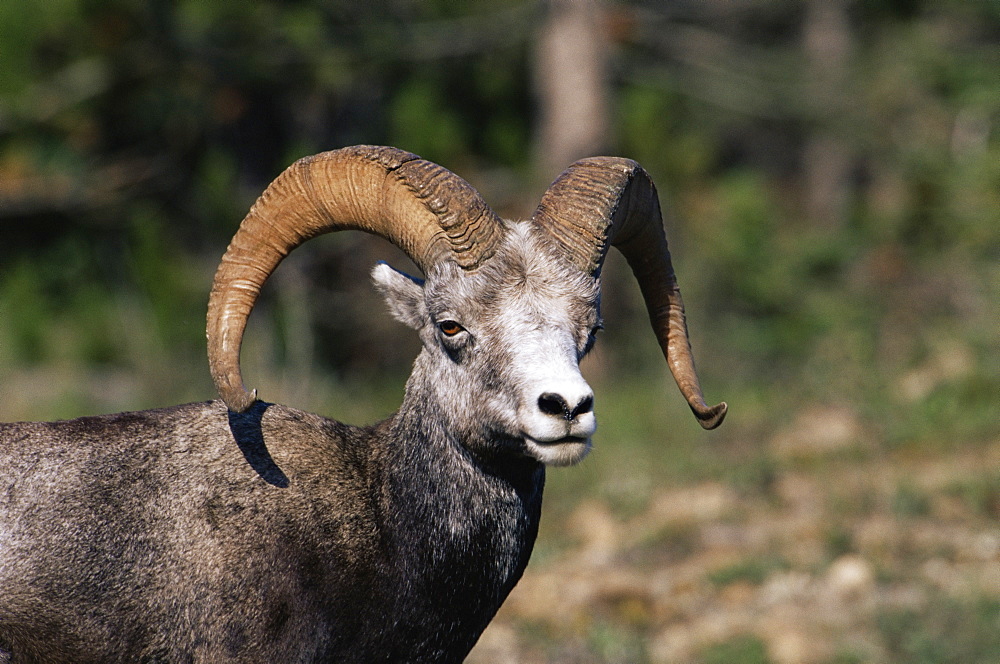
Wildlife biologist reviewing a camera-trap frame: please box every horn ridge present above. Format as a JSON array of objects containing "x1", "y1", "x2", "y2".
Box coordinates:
[{"x1": 207, "y1": 145, "x2": 504, "y2": 412}]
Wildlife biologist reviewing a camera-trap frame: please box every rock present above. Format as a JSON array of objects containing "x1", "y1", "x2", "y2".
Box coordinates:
[
  {"x1": 567, "y1": 499, "x2": 622, "y2": 564},
  {"x1": 767, "y1": 627, "x2": 812, "y2": 664},
  {"x1": 642, "y1": 482, "x2": 738, "y2": 527},
  {"x1": 770, "y1": 406, "x2": 861, "y2": 458},
  {"x1": 825, "y1": 554, "x2": 874, "y2": 597}
]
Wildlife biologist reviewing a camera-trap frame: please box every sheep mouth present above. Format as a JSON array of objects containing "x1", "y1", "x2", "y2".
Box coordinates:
[
  {"x1": 522, "y1": 433, "x2": 592, "y2": 466},
  {"x1": 524, "y1": 434, "x2": 590, "y2": 446}
]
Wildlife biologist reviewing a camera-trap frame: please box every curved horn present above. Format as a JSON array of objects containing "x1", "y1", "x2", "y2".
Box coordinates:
[
  {"x1": 533, "y1": 157, "x2": 726, "y2": 429},
  {"x1": 207, "y1": 145, "x2": 505, "y2": 412}
]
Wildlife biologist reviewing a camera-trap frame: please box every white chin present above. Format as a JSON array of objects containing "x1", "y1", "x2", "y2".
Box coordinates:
[{"x1": 524, "y1": 436, "x2": 592, "y2": 466}]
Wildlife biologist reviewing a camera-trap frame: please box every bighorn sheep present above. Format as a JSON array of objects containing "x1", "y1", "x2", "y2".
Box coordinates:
[{"x1": 0, "y1": 145, "x2": 725, "y2": 663}]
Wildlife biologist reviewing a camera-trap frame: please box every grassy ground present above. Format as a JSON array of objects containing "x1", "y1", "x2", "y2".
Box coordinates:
[{"x1": 467, "y1": 376, "x2": 1000, "y2": 664}]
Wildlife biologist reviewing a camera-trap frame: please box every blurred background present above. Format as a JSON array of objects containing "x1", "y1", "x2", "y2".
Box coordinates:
[{"x1": 1, "y1": 0, "x2": 997, "y2": 661}]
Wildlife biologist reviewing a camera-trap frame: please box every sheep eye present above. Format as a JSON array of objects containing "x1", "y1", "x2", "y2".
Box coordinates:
[{"x1": 438, "y1": 320, "x2": 464, "y2": 337}]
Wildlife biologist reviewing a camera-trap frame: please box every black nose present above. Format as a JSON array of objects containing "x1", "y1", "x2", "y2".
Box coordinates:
[{"x1": 538, "y1": 393, "x2": 593, "y2": 421}]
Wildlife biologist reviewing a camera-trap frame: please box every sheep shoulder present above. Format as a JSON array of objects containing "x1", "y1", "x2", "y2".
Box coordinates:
[{"x1": 0, "y1": 401, "x2": 542, "y2": 662}]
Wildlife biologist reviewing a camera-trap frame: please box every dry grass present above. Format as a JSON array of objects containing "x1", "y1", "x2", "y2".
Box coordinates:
[{"x1": 468, "y1": 395, "x2": 1000, "y2": 664}]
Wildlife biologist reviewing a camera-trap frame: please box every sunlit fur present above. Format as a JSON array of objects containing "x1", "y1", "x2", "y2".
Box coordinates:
[{"x1": 374, "y1": 220, "x2": 602, "y2": 467}]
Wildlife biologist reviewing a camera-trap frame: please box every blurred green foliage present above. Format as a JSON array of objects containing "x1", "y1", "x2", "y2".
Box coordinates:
[
  {"x1": 1, "y1": 0, "x2": 997, "y2": 444},
  {"x1": 877, "y1": 596, "x2": 1000, "y2": 664},
  {"x1": 698, "y1": 634, "x2": 773, "y2": 664},
  {"x1": 707, "y1": 555, "x2": 791, "y2": 587}
]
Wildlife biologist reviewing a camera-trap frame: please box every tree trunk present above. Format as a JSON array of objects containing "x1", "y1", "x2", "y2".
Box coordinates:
[
  {"x1": 534, "y1": 0, "x2": 610, "y2": 181},
  {"x1": 802, "y1": 0, "x2": 854, "y2": 230}
]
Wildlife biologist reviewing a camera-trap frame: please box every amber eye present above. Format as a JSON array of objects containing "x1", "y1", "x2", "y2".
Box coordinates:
[{"x1": 438, "y1": 320, "x2": 464, "y2": 337}]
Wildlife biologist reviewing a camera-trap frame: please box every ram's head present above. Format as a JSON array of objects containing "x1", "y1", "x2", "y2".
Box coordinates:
[{"x1": 207, "y1": 146, "x2": 725, "y2": 465}]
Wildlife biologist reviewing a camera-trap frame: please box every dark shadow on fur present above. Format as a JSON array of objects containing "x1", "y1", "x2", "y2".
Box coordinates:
[{"x1": 228, "y1": 402, "x2": 289, "y2": 488}]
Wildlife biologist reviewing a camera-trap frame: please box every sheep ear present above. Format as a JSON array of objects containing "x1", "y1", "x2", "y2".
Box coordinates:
[{"x1": 372, "y1": 261, "x2": 426, "y2": 329}]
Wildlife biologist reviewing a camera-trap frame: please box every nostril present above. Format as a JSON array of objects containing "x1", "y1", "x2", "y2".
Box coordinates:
[
  {"x1": 538, "y1": 393, "x2": 593, "y2": 421},
  {"x1": 538, "y1": 393, "x2": 569, "y2": 418},
  {"x1": 572, "y1": 395, "x2": 594, "y2": 419}
]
